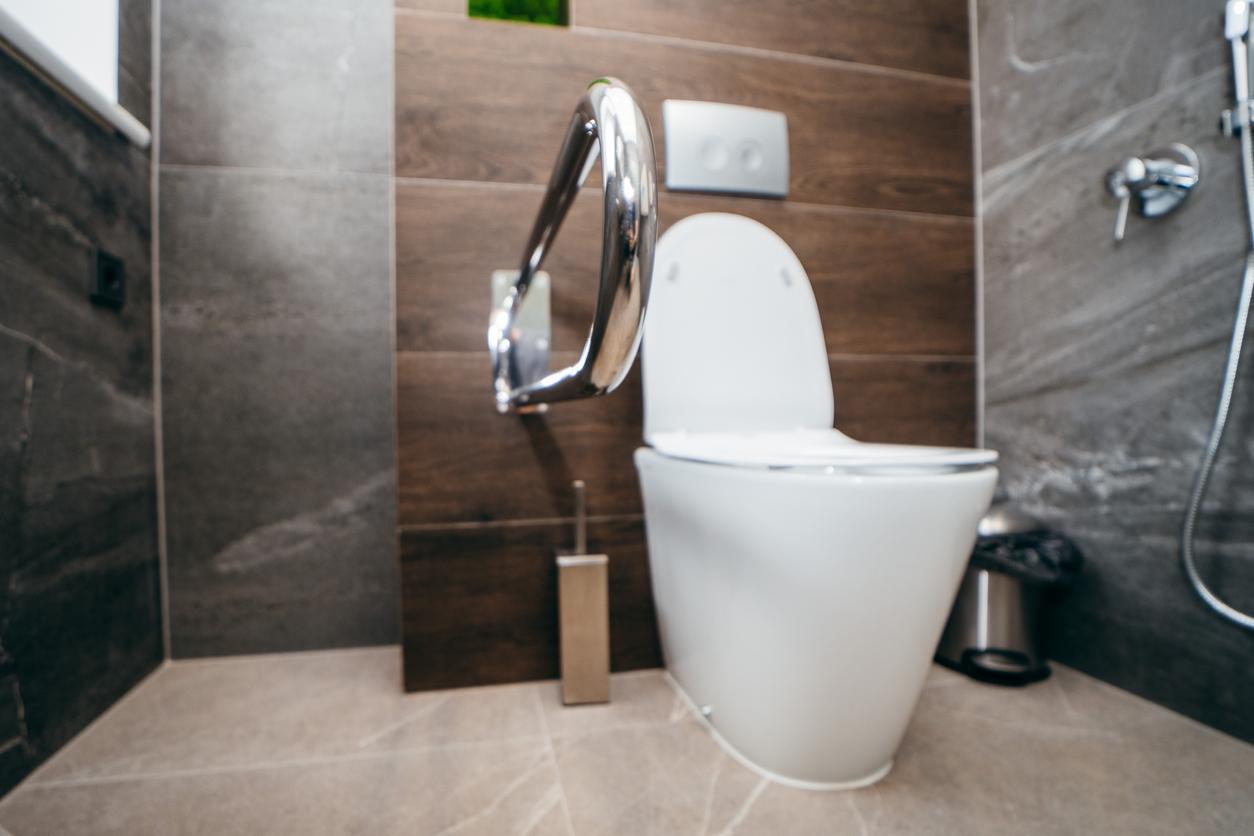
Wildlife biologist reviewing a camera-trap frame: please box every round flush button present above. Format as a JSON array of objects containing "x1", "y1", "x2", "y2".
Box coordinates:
[
  {"x1": 700, "y1": 138, "x2": 730, "y2": 170},
  {"x1": 739, "y1": 140, "x2": 765, "y2": 172}
]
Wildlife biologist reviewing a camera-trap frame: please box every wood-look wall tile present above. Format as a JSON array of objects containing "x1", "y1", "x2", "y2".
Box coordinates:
[
  {"x1": 395, "y1": 15, "x2": 973, "y2": 216},
  {"x1": 395, "y1": 182, "x2": 603, "y2": 354},
  {"x1": 396, "y1": 183, "x2": 974, "y2": 356},
  {"x1": 831, "y1": 356, "x2": 976, "y2": 448},
  {"x1": 396, "y1": 351, "x2": 643, "y2": 525},
  {"x1": 401, "y1": 518, "x2": 661, "y2": 691},
  {"x1": 575, "y1": 0, "x2": 970, "y2": 81},
  {"x1": 396, "y1": 350, "x2": 975, "y2": 527},
  {"x1": 660, "y1": 195, "x2": 975, "y2": 356}
]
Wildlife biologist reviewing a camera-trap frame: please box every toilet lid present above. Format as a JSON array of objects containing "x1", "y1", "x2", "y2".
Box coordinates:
[
  {"x1": 649, "y1": 428, "x2": 998, "y2": 472},
  {"x1": 642, "y1": 213, "x2": 834, "y2": 437}
]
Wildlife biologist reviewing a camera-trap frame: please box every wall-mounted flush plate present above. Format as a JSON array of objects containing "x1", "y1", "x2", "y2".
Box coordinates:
[
  {"x1": 90, "y1": 249, "x2": 125, "y2": 309},
  {"x1": 491, "y1": 269, "x2": 550, "y2": 394},
  {"x1": 662, "y1": 100, "x2": 789, "y2": 198}
]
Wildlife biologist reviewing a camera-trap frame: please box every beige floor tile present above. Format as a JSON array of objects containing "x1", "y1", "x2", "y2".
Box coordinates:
[
  {"x1": 551, "y1": 718, "x2": 766, "y2": 836},
  {"x1": 4, "y1": 650, "x2": 1252, "y2": 835},
  {"x1": 33, "y1": 648, "x2": 547, "y2": 783},
  {"x1": 1, "y1": 740, "x2": 570, "y2": 836},
  {"x1": 871, "y1": 664, "x2": 1254, "y2": 836},
  {"x1": 719, "y1": 784, "x2": 873, "y2": 836},
  {"x1": 539, "y1": 670, "x2": 688, "y2": 740}
]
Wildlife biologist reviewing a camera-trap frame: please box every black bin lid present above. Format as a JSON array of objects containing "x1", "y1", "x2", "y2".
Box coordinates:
[{"x1": 970, "y1": 504, "x2": 1084, "y2": 586}]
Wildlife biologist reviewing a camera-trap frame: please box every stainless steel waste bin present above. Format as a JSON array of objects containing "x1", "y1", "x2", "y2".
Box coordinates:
[{"x1": 936, "y1": 505, "x2": 1082, "y2": 685}]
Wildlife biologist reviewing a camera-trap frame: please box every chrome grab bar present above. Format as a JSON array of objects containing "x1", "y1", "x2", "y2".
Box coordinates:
[{"x1": 488, "y1": 77, "x2": 658, "y2": 414}]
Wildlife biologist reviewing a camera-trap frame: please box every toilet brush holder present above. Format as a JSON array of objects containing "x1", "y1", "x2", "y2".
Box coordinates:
[{"x1": 557, "y1": 481, "x2": 610, "y2": 705}]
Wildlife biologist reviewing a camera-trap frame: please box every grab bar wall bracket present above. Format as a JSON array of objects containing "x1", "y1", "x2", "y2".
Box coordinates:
[
  {"x1": 487, "y1": 77, "x2": 658, "y2": 414},
  {"x1": 490, "y1": 270, "x2": 551, "y2": 412}
]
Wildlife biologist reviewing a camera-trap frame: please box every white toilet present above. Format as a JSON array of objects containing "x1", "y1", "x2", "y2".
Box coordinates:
[{"x1": 634, "y1": 213, "x2": 998, "y2": 790}]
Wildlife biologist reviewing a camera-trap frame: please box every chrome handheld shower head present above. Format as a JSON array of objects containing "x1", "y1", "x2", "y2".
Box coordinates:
[
  {"x1": 1227, "y1": 0, "x2": 1250, "y2": 40},
  {"x1": 1221, "y1": 1, "x2": 1253, "y2": 135}
]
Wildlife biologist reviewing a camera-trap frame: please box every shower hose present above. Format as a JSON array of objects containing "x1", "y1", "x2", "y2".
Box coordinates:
[{"x1": 1178, "y1": 84, "x2": 1254, "y2": 630}]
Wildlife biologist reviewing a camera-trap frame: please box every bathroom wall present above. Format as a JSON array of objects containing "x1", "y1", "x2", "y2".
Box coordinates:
[
  {"x1": 395, "y1": 1, "x2": 978, "y2": 690},
  {"x1": 978, "y1": 1, "x2": 1254, "y2": 741},
  {"x1": 158, "y1": 0, "x2": 398, "y2": 656},
  {"x1": 0, "y1": 0, "x2": 161, "y2": 794}
]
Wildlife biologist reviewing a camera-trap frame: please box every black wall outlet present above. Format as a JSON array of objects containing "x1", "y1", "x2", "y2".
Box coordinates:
[{"x1": 90, "y1": 249, "x2": 125, "y2": 310}]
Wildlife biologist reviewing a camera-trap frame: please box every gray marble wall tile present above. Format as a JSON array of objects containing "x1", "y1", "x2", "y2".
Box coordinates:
[
  {"x1": 0, "y1": 65, "x2": 153, "y2": 400},
  {"x1": 0, "y1": 338, "x2": 30, "y2": 797},
  {"x1": 159, "y1": 169, "x2": 396, "y2": 656},
  {"x1": 979, "y1": 7, "x2": 1254, "y2": 740},
  {"x1": 0, "y1": 39, "x2": 161, "y2": 797},
  {"x1": 5, "y1": 349, "x2": 162, "y2": 783},
  {"x1": 158, "y1": 0, "x2": 396, "y2": 655},
  {"x1": 984, "y1": 70, "x2": 1244, "y2": 405},
  {"x1": 118, "y1": 0, "x2": 153, "y2": 127},
  {"x1": 0, "y1": 344, "x2": 26, "y2": 566},
  {"x1": 160, "y1": 0, "x2": 391, "y2": 173},
  {"x1": 978, "y1": 0, "x2": 1225, "y2": 171}
]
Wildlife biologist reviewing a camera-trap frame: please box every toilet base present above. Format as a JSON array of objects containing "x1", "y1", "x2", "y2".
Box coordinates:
[
  {"x1": 636, "y1": 450, "x2": 997, "y2": 791},
  {"x1": 664, "y1": 671, "x2": 895, "y2": 792}
]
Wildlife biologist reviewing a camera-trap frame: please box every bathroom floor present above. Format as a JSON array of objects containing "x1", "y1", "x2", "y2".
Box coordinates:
[{"x1": 1, "y1": 648, "x2": 1250, "y2": 835}]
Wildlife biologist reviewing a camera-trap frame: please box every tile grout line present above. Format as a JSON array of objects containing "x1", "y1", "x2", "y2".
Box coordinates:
[
  {"x1": 569, "y1": 24, "x2": 972, "y2": 89},
  {"x1": 20, "y1": 668, "x2": 674, "y2": 795},
  {"x1": 394, "y1": 7, "x2": 464, "y2": 21},
  {"x1": 532, "y1": 687, "x2": 578, "y2": 836},
  {"x1": 394, "y1": 176, "x2": 546, "y2": 192},
  {"x1": 151, "y1": 0, "x2": 171, "y2": 664},
  {"x1": 387, "y1": 0, "x2": 403, "y2": 649},
  {"x1": 827, "y1": 352, "x2": 976, "y2": 363},
  {"x1": 23, "y1": 733, "x2": 559, "y2": 791},
  {"x1": 427, "y1": 745, "x2": 556, "y2": 836},
  {"x1": 393, "y1": 6, "x2": 971, "y2": 89},
  {"x1": 394, "y1": 349, "x2": 975, "y2": 362},
  {"x1": 162, "y1": 643, "x2": 401, "y2": 668},
  {"x1": 353, "y1": 693, "x2": 452, "y2": 749},
  {"x1": 398, "y1": 513, "x2": 644, "y2": 534},
  {"x1": 392, "y1": 175, "x2": 977, "y2": 225},
  {"x1": 391, "y1": 6, "x2": 466, "y2": 20},
  {"x1": 545, "y1": 715, "x2": 701, "y2": 744},
  {"x1": 159, "y1": 161, "x2": 391, "y2": 180},
  {"x1": 696, "y1": 754, "x2": 725, "y2": 836},
  {"x1": 2, "y1": 661, "x2": 172, "y2": 799},
  {"x1": 1051, "y1": 663, "x2": 1254, "y2": 748},
  {"x1": 716, "y1": 776, "x2": 769, "y2": 834},
  {"x1": 968, "y1": 0, "x2": 986, "y2": 448}
]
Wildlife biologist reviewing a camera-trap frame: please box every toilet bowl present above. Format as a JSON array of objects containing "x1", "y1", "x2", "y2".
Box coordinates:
[{"x1": 635, "y1": 213, "x2": 998, "y2": 790}]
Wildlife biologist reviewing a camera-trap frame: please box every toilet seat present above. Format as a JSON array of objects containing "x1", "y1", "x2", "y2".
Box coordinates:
[{"x1": 648, "y1": 428, "x2": 998, "y2": 473}]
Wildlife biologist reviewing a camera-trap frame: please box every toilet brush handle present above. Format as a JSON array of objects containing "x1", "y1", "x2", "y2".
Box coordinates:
[{"x1": 573, "y1": 480, "x2": 587, "y2": 555}]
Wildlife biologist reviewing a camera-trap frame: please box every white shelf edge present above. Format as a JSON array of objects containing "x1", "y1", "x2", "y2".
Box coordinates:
[{"x1": 0, "y1": 7, "x2": 151, "y2": 149}]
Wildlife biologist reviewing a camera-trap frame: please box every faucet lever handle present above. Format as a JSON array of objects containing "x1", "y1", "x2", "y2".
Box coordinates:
[
  {"x1": 1112, "y1": 190, "x2": 1131, "y2": 243},
  {"x1": 1105, "y1": 160, "x2": 1139, "y2": 243},
  {"x1": 1103, "y1": 144, "x2": 1200, "y2": 245}
]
